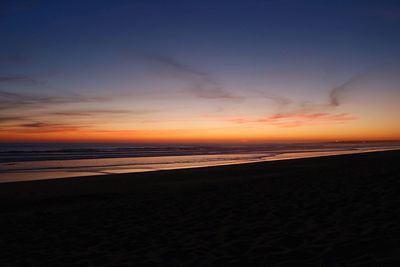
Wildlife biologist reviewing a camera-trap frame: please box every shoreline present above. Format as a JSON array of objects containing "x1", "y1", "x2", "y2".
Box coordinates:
[
  {"x1": 0, "y1": 148, "x2": 399, "y2": 198},
  {"x1": 1, "y1": 149, "x2": 400, "y2": 265},
  {"x1": 1, "y1": 147, "x2": 399, "y2": 184}
]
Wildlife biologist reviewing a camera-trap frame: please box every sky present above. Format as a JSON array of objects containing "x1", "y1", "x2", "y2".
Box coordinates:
[{"x1": 1, "y1": 0, "x2": 400, "y2": 143}]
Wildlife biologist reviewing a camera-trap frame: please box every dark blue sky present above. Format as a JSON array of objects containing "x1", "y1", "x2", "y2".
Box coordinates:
[
  {"x1": 1, "y1": 0, "x2": 400, "y2": 142},
  {"x1": 2, "y1": 0, "x2": 400, "y2": 72}
]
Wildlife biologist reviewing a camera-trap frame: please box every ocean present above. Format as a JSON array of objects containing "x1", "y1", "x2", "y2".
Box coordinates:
[{"x1": 0, "y1": 142, "x2": 399, "y2": 183}]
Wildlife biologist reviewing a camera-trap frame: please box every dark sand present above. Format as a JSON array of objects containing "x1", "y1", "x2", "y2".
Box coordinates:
[{"x1": 0, "y1": 150, "x2": 400, "y2": 266}]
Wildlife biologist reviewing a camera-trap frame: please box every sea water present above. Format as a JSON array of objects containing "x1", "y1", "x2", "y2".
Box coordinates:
[{"x1": 0, "y1": 142, "x2": 399, "y2": 182}]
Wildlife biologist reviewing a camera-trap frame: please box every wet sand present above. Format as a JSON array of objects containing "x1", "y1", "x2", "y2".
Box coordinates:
[{"x1": 0, "y1": 150, "x2": 399, "y2": 266}]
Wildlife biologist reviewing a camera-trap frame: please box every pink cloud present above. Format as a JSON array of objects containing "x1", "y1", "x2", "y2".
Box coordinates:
[{"x1": 226, "y1": 112, "x2": 357, "y2": 128}]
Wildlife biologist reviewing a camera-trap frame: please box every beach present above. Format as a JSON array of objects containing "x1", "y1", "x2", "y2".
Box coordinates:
[
  {"x1": 0, "y1": 150, "x2": 399, "y2": 266},
  {"x1": 2, "y1": 142, "x2": 399, "y2": 183}
]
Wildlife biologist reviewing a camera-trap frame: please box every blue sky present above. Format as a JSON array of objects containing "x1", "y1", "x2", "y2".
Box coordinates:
[{"x1": 1, "y1": 0, "x2": 400, "y2": 142}]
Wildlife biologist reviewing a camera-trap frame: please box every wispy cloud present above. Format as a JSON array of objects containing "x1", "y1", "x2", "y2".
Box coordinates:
[
  {"x1": 0, "y1": 74, "x2": 42, "y2": 85},
  {"x1": 14, "y1": 122, "x2": 82, "y2": 133},
  {"x1": 0, "y1": 90, "x2": 107, "y2": 110},
  {"x1": 0, "y1": 108, "x2": 147, "y2": 126},
  {"x1": 48, "y1": 109, "x2": 139, "y2": 117},
  {"x1": 328, "y1": 68, "x2": 377, "y2": 108},
  {"x1": 254, "y1": 68, "x2": 376, "y2": 114},
  {"x1": 227, "y1": 112, "x2": 357, "y2": 128},
  {"x1": 254, "y1": 92, "x2": 294, "y2": 110},
  {"x1": 144, "y1": 54, "x2": 243, "y2": 100},
  {"x1": 0, "y1": 90, "x2": 162, "y2": 134},
  {"x1": 0, "y1": 121, "x2": 85, "y2": 133},
  {"x1": 0, "y1": 85, "x2": 122, "y2": 134},
  {"x1": 328, "y1": 76, "x2": 358, "y2": 108},
  {"x1": 0, "y1": 115, "x2": 27, "y2": 123}
]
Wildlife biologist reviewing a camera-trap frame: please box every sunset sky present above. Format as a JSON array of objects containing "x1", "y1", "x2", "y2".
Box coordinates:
[{"x1": 1, "y1": 0, "x2": 400, "y2": 143}]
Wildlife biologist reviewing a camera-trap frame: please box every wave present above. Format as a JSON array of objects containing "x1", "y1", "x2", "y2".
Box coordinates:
[
  {"x1": 0, "y1": 142, "x2": 399, "y2": 182},
  {"x1": 0, "y1": 141, "x2": 399, "y2": 163}
]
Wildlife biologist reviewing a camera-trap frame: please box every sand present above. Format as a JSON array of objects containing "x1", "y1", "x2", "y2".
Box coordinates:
[{"x1": 0, "y1": 150, "x2": 399, "y2": 266}]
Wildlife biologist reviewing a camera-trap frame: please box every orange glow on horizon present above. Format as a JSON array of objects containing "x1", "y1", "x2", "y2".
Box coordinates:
[{"x1": 1, "y1": 126, "x2": 399, "y2": 143}]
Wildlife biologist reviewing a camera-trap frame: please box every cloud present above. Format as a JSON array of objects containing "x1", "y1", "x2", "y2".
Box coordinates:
[
  {"x1": 328, "y1": 67, "x2": 378, "y2": 108},
  {"x1": 0, "y1": 108, "x2": 146, "y2": 128},
  {"x1": 144, "y1": 54, "x2": 243, "y2": 100},
  {"x1": 227, "y1": 112, "x2": 357, "y2": 128},
  {"x1": 48, "y1": 109, "x2": 136, "y2": 117},
  {"x1": 0, "y1": 115, "x2": 27, "y2": 123},
  {"x1": 0, "y1": 87, "x2": 161, "y2": 134},
  {"x1": 0, "y1": 74, "x2": 42, "y2": 85},
  {"x1": 256, "y1": 92, "x2": 293, "y2": 109},
  {"x1": 259, "y1": 72, "x2": 367, "y2": 113},
  {"x1": 14, "y1": 122, "x2": 82, "y2": 133},
  {"x1": 265, "y1": 95, "x2": 292, "y2": 107},
  {"x1": 0, "y1": 121, "x2": 85, "y2": 133},
  {"x1": 0, "y1": 90, "x2": 107, "y2": 110},
  {"x1": 20, "y1": 122, "x2": 64, "y2": 128},
  {"x1": 328, "y1": 76, "x2": 357, "y2": 107},
  {"x1": 254, "y1": 67, "x2": 378, "y2": 114}
]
